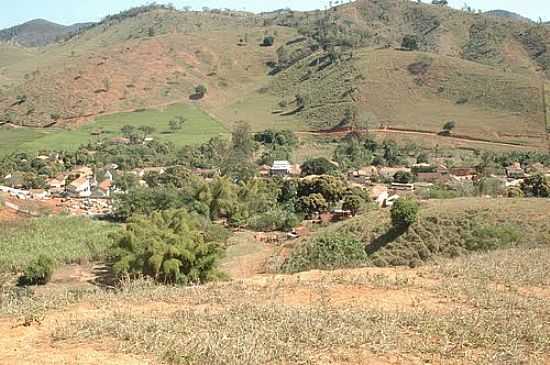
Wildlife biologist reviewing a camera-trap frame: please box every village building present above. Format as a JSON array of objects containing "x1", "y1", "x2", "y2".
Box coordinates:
[
  {"x1": 97, "y1": 179, "x2": 113, "y2": 197},
  {"x1": 390, "y1": 183, "x2": 415, "y2": 191},
  {"x1": 505, "y1": 163, "x2": 526, "y2": 179},
  {"x1": 416, "y1": 171, "x2": 450, "y2": 184},
  {"x1": 271, "y1": 160, "x2": 292, "y2": 176},
  {"x1": 30, "y1": 189, "x2": 49, "y2": 200},
  {"x1": 449, "y1": 167, "x2": 477, "y2": 181},
  {"x1": 67, "y1": 176, "x2": 92, "y2": 197}
]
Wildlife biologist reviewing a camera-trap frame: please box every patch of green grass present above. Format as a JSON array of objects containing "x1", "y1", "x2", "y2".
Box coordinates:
[
  {"x1": 0, "y1": 128, "x2": 48, "y2": 156},
  {"x1": 0, "y1": 216, "x2": 119, "y2": 273},
  {"x1": 1, "y1": 104, "x2": 228, "y2": 156}
]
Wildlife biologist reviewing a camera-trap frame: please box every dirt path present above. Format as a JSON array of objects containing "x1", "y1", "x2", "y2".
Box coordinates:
[{"x1": 296, "y1": 128, "x2": 540, "y2": 149}]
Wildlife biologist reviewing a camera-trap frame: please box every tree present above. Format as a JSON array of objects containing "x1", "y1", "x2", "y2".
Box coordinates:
[
  {"x1": 442, "y1": 121, "x2": 456, "y2": 134},
  {"x1": 298, "y1": 193, "x2": 328, "y2": 218},
  {"x1": 169, "y1": 116, "x2": 185, "y2": 132},
  {"x1": 521, "y1": 174, "x2": 550, "y2": 197},
  {"x1": 111, "y1": 209, "x2": 222, "y2": 284},
  {"x1": 194, "y1": 84, "x2": 208, "y2": 99},
  {"x1": 231, "y1": 121, "x2": 256, "y2": 157},
  {"x1": 138, "y1": 126, "x2": 155, "y2": 140},
  {"x1": 342, "y1": 194, "x2": 362, "y2": 216},
  {"x1": 391, "y1": 198, "x2": 419, "y2": 228},
  {"x1": 301, "y1": 157, "x2": 337, "y2": 176},
  {"x1": 393, "y1": 171, "x2": 413, "y2": 184},
  {"x1": 401, "y1": 35, "x2": 418, "y2": 50}
]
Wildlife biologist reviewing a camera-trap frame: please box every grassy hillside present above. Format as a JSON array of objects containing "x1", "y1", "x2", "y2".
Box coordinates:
[
  {"x1": 0, "y1": 1, "x2": 549, "y2": 148},
  {"x1": 283, "y1": 198, "x2": 550, "y2": 272},
  {"x1": 0, "y1": 104, "x2": 226, "y2": 155},
  {"x1": 0, "y1": 8, "x2": 297, "y2": 129}
]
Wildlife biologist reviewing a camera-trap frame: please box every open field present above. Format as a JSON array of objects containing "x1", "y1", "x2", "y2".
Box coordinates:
[
  {"x1": 0, "y1": 104, "x2": 227, "y2": 156},
  {"x1": 0, "y1": 215, "x2": 118, "y2": 273},
  {"x1": 0, "y1": 242, "x2": 549, "y2": 364}
]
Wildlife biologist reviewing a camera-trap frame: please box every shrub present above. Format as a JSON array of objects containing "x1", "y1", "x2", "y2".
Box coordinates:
[
  {"x1": 390, "y1": 198, "x2": 419, "y2": 228},
  {"x1": 262, "y1": 36, "x2": 275, "y2": 47},
  {"x1": 111, "y1": 209, "x2": 222, "y2": 285},
  {"x1": 194, "y1": 84, "x2": 208, "y2": 99},
  {"x1": 442, "y1": 120, "x2": 456, "y2": 133},
  {"x1": 283, "y1": 233, "x2": 368, "y2": 272},
  {"x1": 393, "y1": 171, "x2": 413, "y2": 183},
  {"x1": 465, "y1": 224, "x2": 522, "y2": 251},
  {"x1": 401, "y1": 35, "x2": 418, "y2": 50},
  {"x1": 247, "y1": 209, "x2": 301, "y2": 232},
  {"x1": 18, "y1": 255, "x2": 55, "y2": 286}
]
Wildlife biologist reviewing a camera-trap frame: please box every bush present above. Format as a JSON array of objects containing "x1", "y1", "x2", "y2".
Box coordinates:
[
  {"x1": 194, "y1": 84, "x2": 207, "y2": 99},
  {"x1": 111, "y1": 210, "x2": 222, "y2": 285},
  {"x1": 401, "y1": 35, "x2": 418, "y2": 50},
  {"x1": 465, "y1": 224, "x2": 522, "y2": 251},
  {"x1": 283, "y1": 234, "x2": 368, "y2": 273},
  {"x1": 262, "y1": 36, "x2": 275, "y2": 47},
  {"x1": 390, "y1": 198, "x2": 419, "y2": 228},
  {"x1": 247, "y1": 209, "x2": 301, "y2": 232},
  {"x1": 18, "y1": 255, "x2": 55, "y2": 286},
  {"x1": 393, "y1": 171, "x2": 413, "y2": 183}
]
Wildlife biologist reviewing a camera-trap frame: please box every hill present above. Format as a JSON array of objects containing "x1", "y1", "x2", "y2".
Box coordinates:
[
  {"x1": 0, "y1": 1, "x2": 549, "y2": 148},
  {"x1": 0, "y1": 19, "x2": 93, "y2": 47},
  {"x1": 281, "y1": 198, "x2": 550, "y2": 272},
  {"x1": 484, "y1": 10, "x2": 532, "y2": 23}
]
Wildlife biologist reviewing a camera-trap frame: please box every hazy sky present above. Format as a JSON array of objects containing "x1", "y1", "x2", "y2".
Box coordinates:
[{"x1": 0, "y1": 0, "x2": 548, "y2": 29}]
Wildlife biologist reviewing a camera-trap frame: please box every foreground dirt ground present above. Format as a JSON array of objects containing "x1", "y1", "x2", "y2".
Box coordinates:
[{"x1": 1, "y1": 240, "x2": 549, "y2": 364}]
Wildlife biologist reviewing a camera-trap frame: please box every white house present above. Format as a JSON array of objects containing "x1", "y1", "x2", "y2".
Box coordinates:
[
  {"x1": 67, "y1": 176, "x2": 92, "y2": 197},
  {"x1": 271, "y1": 161, "x2": 292, "y2": 176}
]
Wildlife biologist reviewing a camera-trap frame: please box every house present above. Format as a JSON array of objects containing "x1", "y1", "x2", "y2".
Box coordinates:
[
  {"x1": 416, "y1": 172, "x2": 449, "y2": 184},
  {"x1": 271, "y1": 161, "x2": 292, "y2": 176},
  {"x1": 97, "y1": 179, "x2": 113, "y2": 197},
  {"x1": 390, "y1": 183, "x2": 415, "y2": 191},
  {"x1": 132, "y1": 167, "x2": 166, "y2": 178},
  {"x1": 30, "y1": 189, "x2": 49, "y2": 200},
  {"x1": 47, "y1": 175, "x2": 66, "y2": 193},
  {"x1": 449, "y1": 167, "x2": 477, "y2": 181},
  {"x1": 369, "y1": 184, "x2": 389, "y2": 207},
  {"x1": 349, "y1": 166, "x2": 378, "y2": 183},
  {"x1": 505, "y1": 163, "x2": 526, "y2": 179},
  {"x1": 104, "y1": 170, "x2": 114, "y2": 182},
  {"x1": 67, "y1": 176, "x2": 92, "y2": 197}
]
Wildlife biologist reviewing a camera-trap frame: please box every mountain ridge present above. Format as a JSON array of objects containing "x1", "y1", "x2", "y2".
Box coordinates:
[{"x1": 0, "y1": 19, "x2": 94, "y2": 47}]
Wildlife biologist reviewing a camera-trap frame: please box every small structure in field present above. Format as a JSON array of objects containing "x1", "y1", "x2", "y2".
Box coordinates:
[{"x1": 271, "y1": 161, "x2": 292, "y2": 176}]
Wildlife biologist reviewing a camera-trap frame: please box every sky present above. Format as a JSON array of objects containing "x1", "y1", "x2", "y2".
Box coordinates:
[{"x1": 0, "y1": 0, "x2": 549, "y2": 29}]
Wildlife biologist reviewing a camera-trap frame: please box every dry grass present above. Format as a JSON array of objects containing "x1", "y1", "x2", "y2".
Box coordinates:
[{"x1": 0, "y1": 242, "x2": 547, "y2": 364}]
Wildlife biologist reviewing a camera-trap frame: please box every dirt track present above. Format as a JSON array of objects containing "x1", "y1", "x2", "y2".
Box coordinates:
[{"x1": 296, "y1": 127, "x2": 542, "y2": 149}]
